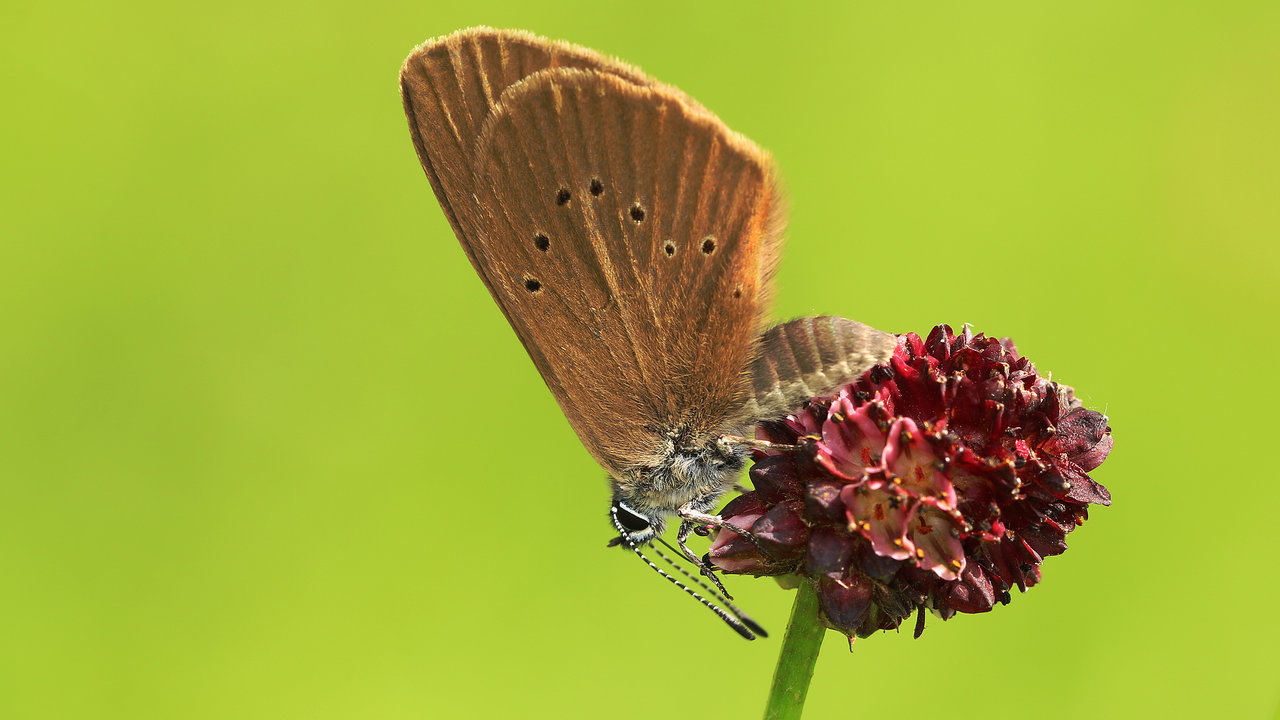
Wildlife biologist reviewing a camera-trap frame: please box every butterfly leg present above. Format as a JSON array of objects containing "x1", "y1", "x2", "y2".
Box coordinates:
[
  {"x1": 675, "y1": 518, "x2": 735, "y2": 600},
  {"x1": 718, "y1": 434, "x2": 803, "y2": 452},
  {"x1": 677, "y1": 505, "x2": 773, "y2": 561}
]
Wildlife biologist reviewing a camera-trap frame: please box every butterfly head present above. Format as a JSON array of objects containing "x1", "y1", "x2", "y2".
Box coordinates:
[
  {"x1": 609, "y1": 496, "x2": 663, "y2": 546},
  {"x1": 607, "y1": 434, "x2": 747, "y2": 545}
]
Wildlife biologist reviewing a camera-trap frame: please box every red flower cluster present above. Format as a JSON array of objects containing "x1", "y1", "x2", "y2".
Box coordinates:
[{"x1": 709, "y1": 325, "x2": 1113, "y2": 639}]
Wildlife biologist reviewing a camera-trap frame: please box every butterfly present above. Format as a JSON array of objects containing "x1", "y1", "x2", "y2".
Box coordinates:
[{"x1": 400, "y1": 27, "x2": 895, "y2": 638}]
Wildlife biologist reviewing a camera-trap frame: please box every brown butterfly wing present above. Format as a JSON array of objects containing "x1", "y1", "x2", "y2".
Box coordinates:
[
  {"x1": 400, "y1": 28, "x2": 655, "y2": 310},
  {"x1": 436, "y1": 67, "x2": 784, "y2": 477},
  {"x1": 742, "y1": 316, "x2": 898, "y2": 423}
]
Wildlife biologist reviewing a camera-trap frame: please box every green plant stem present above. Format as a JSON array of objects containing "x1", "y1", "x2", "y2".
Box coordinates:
[{"x1": 763, "y1": 580, "x2": 825, "y2": 720}]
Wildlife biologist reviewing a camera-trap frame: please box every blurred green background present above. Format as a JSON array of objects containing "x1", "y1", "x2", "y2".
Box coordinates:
[{"x1": 2, "y1": 0, "x2": 1277, "y2": 717}]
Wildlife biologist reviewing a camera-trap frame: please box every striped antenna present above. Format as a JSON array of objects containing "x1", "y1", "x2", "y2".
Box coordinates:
[
  {"x1": 650, "y1": 541, "x2": 767, "y2": 637},
  {"x1": 620, "y1": 534, "x2": 757, "y2": 640},
  {"x1": 610, "y1": 505, "x2": 765, "y2": 640},
  {"x1": 657, "y1": 535, "x2": 736, "y2": 600}
]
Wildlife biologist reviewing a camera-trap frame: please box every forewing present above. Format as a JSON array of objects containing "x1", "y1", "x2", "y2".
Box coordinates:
[
  {"x1": 465, "y1": 70, "x2": 785, "y2": 475},
  {"x1": 399, "y1": 28, "x2": 653, "y2": 304},
  {"x1": 742, "y1": 316, "x2": 897, "y2": 422}
]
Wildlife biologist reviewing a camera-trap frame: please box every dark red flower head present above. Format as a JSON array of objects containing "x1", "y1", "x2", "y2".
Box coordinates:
[{"x1": 709, "y1": 325, "x2": 1113, "y2": 639}]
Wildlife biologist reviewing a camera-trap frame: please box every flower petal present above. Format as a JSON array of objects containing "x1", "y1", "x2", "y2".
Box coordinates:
[
  {"x1": 909, "y1": 503, "x2": 967, "y2": 580},
  {"x1": 817, "y1": 574, "x2": 874, "y2": 636},
  {"x1": 752, "y1": 502, "x2": 809, "y2": 556},
  {"x1": 816, "y1": 393, "x2": 885, "y2": 480},
  {"x1": 842, "y1": 485, "x2": 913, "y2": 560},
  {"x1": 883, "y1": 417, "x2": 957, "y2": 510}
]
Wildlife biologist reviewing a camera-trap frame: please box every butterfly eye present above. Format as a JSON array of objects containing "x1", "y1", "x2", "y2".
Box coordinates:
[{"x1": 613, "y1": 502, "x2": 651, "y2": 533}]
